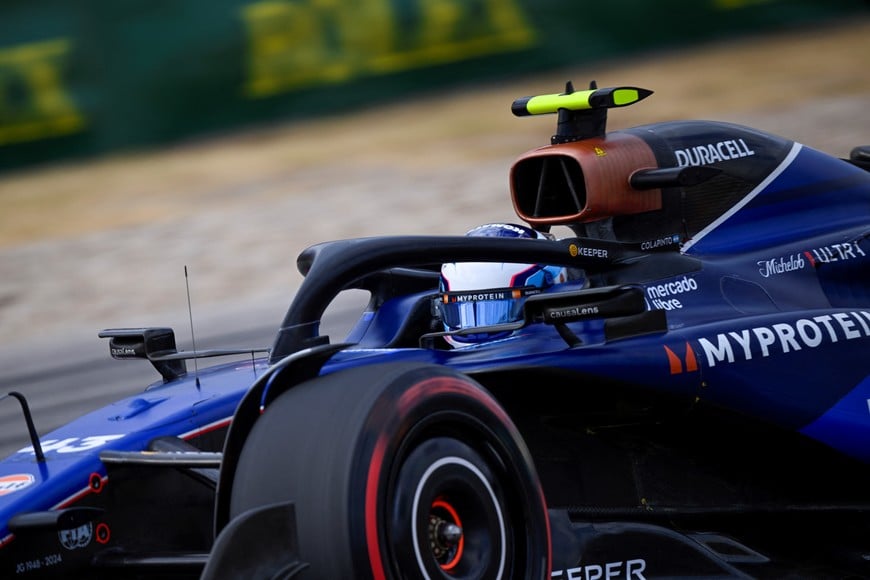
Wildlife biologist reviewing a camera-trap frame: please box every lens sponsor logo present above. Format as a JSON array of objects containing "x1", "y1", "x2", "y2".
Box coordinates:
[
  {"x1": 646, "y1": 276, "x2": 698, "y2": 311},
  {"x1": 545, "y1": 305, "x2": 599, "y2": 320},
  {"x1": 758, "y1": 254, "x2": 805, "y2": 277},
  {"x1": 698, "y1": 311, "x2": 870, "y2": 367},
  {"x1": 0, "y1": 473, "x2": 35, "y2": 496},
  {"x1": 675, "y1": 138, "x2": 754, "y2": 167}
]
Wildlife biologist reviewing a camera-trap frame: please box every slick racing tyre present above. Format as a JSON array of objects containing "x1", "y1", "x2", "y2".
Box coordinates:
[{"x1": 229, "y1": 362, "x2": 550, "y2": 579}]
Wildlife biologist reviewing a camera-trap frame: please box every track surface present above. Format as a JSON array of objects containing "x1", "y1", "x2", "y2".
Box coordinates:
[{"x1": 0, "y1": 19, "x2": 867, "y2": 457}]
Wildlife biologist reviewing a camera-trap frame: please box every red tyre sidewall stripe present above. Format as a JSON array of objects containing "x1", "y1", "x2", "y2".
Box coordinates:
[
  {"x1": 366, "y1": 434, "x2": 389, "y2": 580},
  {"x1": 364, "y1": 373, "x2": 552, "y2": 578},
  {"x1": 397, "y1": 376, "x2": 512, "y2": 426}
]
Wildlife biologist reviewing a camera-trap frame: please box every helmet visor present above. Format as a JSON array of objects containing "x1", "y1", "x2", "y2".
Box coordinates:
[{"x1": 439, "y1": 286, "x2": 541, "y2": 331}]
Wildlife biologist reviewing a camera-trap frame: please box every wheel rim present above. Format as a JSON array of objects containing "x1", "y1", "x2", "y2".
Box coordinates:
[
  {"x1": 430, "y1": 498, "x2": 464, "y2": 570},
  {"x1": 394, "y1": 439, "x2": 509, "y2": 579}
]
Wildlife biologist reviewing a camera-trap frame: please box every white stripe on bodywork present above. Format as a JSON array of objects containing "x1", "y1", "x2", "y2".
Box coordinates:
[
  {"x1": 179, "y1": 416, "x2": 233, "y2": 440},
  {"x1": 681, "y1": 142, "x2": 802, "y2": 253}
]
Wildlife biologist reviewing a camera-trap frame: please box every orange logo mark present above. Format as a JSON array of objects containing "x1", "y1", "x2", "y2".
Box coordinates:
[{"x1": 664, "y1": 342, "x2": 698, "y2": 374}]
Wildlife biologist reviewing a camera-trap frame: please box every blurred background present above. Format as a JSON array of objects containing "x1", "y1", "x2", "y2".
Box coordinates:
[
  {"x1": 0, "y1": 0, "x2": 863, "y2": 171},
  {"x1": 0, "y1": 0, "x2": 868, "y2": 454}
]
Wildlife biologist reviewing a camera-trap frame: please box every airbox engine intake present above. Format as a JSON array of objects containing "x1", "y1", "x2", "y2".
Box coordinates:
[{"x1": 510, "y1": 132, "x2": 662, "y2": 228}]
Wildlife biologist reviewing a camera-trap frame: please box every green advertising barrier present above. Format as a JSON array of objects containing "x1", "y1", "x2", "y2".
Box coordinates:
[{"x1": 0, "y1": 0, "x2": 866, "y2": 172}]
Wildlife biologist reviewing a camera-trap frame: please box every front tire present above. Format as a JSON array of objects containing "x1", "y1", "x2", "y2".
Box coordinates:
[{"x1": 229, "y1": 362, "x2": 550, "y2": 579}]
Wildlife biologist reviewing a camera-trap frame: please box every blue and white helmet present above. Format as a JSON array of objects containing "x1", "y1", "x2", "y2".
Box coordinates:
[{"x1": 438, "y1": 223, "x2": 568, "y2": 347}]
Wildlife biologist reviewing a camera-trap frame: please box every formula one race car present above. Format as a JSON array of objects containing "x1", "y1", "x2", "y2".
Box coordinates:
[{"x1": 1, "y1": 81, "x2": 869, "y2": 579}]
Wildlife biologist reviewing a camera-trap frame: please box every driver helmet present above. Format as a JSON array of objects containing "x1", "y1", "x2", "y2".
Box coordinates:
[{"x1": 438, "y1": 223, "x2": 567, "y2": 347}]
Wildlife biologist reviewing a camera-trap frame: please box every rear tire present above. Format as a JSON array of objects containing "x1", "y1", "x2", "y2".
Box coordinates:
[{"x1": 229, "y1": 362, "x2": 550, "y2": 579}]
